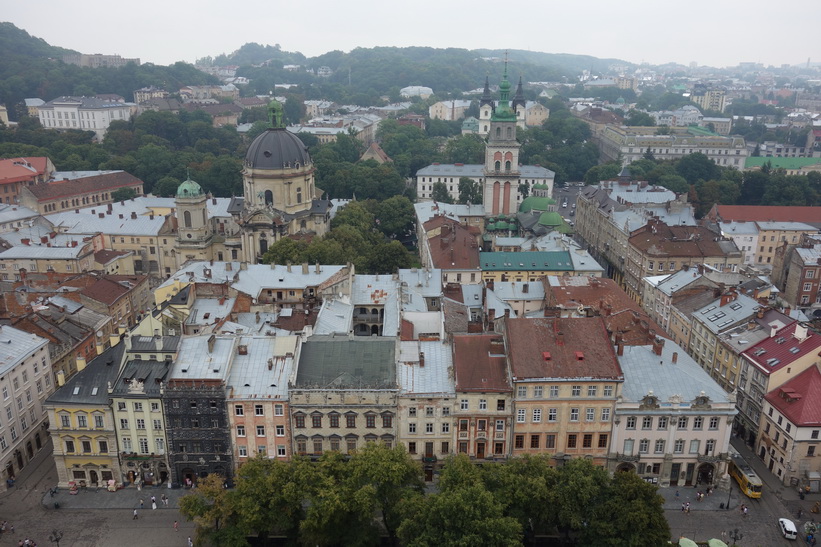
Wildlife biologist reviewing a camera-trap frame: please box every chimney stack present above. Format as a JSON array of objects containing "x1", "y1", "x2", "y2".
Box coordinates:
[
  {"x1": 302, "y1": 263, "x2": 309, "y2": 274},
  {"x1": 652, "y1": 336, "x2": 665, "y2": 356},
  {"x1": 419, "y1": 351, "x2": 425, "y2": 367},
  {"x1": 672, "y1": 352, "x2": 678, "y2": 364},
  {"x1": 557, "y1": 331, "x2": 565, "y2": 346}
]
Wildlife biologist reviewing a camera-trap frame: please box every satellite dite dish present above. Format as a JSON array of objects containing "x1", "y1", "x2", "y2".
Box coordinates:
[{"x1": 96, "y1": 330, "x2": 104, "y2": 338}]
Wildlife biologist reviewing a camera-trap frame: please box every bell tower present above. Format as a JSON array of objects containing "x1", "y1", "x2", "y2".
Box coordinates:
[{"x1": 483, "y1": 58, "x2": 522, "y2": 216}]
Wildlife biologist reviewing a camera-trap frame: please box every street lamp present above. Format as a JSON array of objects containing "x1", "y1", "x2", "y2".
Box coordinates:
[
  {"x1": 49, "y1": 529, "x2": 63, "y2": 547},
  {"x1": 728, "y1": 528, "x2": 743, "y2": 546}
]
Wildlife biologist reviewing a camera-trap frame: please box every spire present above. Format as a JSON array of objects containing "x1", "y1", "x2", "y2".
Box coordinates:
[
  {"x1": 480, "y1": 75, "x2": 493, "y2": 108},
  {"x1": 512, "y1": 76, "x2": 526, "y2": 111},
  {"x1": 491, "y1": 53, "x2": 516, "y2": 122},
  {"x1": 267, "y1": 100, "x2": 284, "y2": 129}
]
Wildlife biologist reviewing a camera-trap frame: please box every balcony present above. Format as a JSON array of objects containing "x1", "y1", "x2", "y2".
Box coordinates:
[{"x1": 615, "y1": 453, "x2": 640, "y2": 462}]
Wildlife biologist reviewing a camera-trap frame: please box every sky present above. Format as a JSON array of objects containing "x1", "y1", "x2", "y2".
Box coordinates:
[{"x1": 5, "y1": 0, "x2": 818, "y2": 69}]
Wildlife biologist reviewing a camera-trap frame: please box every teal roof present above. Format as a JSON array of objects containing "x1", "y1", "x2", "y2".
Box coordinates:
[
  {"x1": 176, "y1": 177, "x2": 204, "y2": 199},
  {"x1": 480, "y1": 251, "x2": 574, "y2": 271},
  {"x1": 520, "y1": 195, "x2": 556, "y2": 213},
  {"x1": 486, "y1": 222, "x2": 497, "y2": 231},
  {"x1": 496, "y1": 221, "x2": 509, "y2": 230},
  {"x1": 538, "y1": 211, "x2": 563, "y2": 226},
  {"x1": 462, "y1": 116, "x2": 480, "y2": 131},
  {"x1": 745, "y1": 157, "x2": 821, "y2": 170}
]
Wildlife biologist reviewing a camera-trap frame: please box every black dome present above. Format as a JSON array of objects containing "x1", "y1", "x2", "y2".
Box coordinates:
[{"x1": 245, "y1": 128, "x2": 311, "y2": 170}]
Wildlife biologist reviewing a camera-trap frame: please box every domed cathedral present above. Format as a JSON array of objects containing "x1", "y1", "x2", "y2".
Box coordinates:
[
  {"x1": 483, "y1": 61, "x2": 522, "y2": 216},
  {"x1": 237, "y1": 100, "x2": 331, "y2": 261}
]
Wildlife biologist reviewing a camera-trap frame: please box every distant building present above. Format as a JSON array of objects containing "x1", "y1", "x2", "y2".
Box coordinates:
[
  {"x1": 429, "y1": 100, "x2": 472, "y2": 121},
  {"x1": 690, "y1": 84, "x2": 726, "y2": 113},
  {"x1": 37, "y1": 96, "x2": 135, "y2": 141},
  {"x1": 400, "y1": 86, "x2": 433, "y2": 99},
  {"x1": 20, "y1": 170, "x2": 144, "y2": 214},
  {"x1": 62, "y1": 53, "x2": 140, "y2": 68},
  {"x1": 133, "y1": 86, "x2": 168, "y2": 104}
]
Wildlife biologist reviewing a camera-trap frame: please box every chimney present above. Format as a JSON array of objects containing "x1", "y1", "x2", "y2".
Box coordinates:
[
  {"x1": 225, "y1": 262, "x2": 233, "y2": 271},
  {"x1": 40, "y1": 236, "x2": 48, "y2": 244},
  {"x1": 98, "y1": 213, "x2": 105, "y2": 219},
  {"x1": 302, "y1": 263, "x2": 309, "y2": 274},
  {"x1": 504, "y1": 309, "x2": 510, "y2": 318},
  {"x1": 56, "y1": 370, "x2": 66, "y2": 387},
  {"x1": 604, "y1": 304, "x2": 612, "y2": 317},
  {"x1": 255, "y1": 311, "x2": 261, "y2": 324},
  {"x1": 542, "y1": 351, "x2": 552, "y2": 361},
  {"x1": 240, "y1": 262, "x2": 247, "y2": 270},
  {"x1": 207, "y1": 334, "x2": 216, "y2": 353},
  {"x1": 756, "y1": 308, "x2": 765, "y2": 319},
  {"x1": 672, "y1": 352, "x2": 678, "y2": 364},
  {"x1": 130, "y1": 212, "x2": 137, "y2": 219},
  {"x1": 315, "y1": 262, "x2": 320, "y2": 274},
  {"x1": 123, "y1": 334, "x2": 131, "y2": 352},
  {"x1": 21, "y1": 238, "x2": 29, "y2": 246},
  {"x1": 75, "y1": 355, "x2": 87, "y2": 372},
  {"x1": 154, "y1": 335, "x2": 162, "y2": 352},
  {"x1": 419, "y1": 351, "x2": 425, "y2": 367},
  {"x1": 557, "y1": 331, "x2": 565, "y2": 346},
  {"x1": 212, "y1": 198, "x2": 217, "y2": 205},
  {"x1": 287, "y1": 262, "x2": 292, "y2": 272},
  {"x1": 488, "y1": 308, "x2": 496, "y2": 322},
  {"x1": 617, "y1": 341, "x2": 624, "y2": 356},
  {"x1": 652, "y1": 336, "x2": 665, "y2": 356}
]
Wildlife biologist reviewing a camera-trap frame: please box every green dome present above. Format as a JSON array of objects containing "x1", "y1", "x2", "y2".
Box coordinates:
[
  {"x1": 532, "y1": 183, "x2": 548, "y2": 190},
  {"x1": 520, "y1": 196, "x2": 556, "y2": 213},
  {"x1": 176, "y1": 177, "x2": 204, "y2": 199},
  {"x1": 497, "y1": 221, "x2": 509, "y2": 230},
  {"x1": 538, "y1": 211, "x2": 563, "y2": 227},
  {"x1": 486, "y1": 222, "x2": 497, "y2": 231}
]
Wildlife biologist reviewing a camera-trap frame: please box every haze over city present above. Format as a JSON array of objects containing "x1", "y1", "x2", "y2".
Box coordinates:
[{"x1": 5, "y1": 0, "x2": 818, "y2": 69}]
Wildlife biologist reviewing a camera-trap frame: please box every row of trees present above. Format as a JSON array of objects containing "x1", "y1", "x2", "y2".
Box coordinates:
[
  {"x1": 585, "y1": 152, "x2": 821, "y2": 216},
  {"x1": 260, "y1": 199, "x2": 417, "y2": 274},
  {"x1": 179, "y1": 445, "x2": 670, "y2": 547}
]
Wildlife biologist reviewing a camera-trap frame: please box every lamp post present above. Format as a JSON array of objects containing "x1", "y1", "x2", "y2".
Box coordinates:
[
  {"x1": 728, "y1": 528, "x2": 743, "y2": 546},
  {"x1": 49, "y1": 529, "x2": 63, "y2": 547},
  {"x1": 726, "y1": 483, "x2": 732, "y2": 510}
]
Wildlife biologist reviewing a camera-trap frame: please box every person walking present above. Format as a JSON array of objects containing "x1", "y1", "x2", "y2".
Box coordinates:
[
  {"x1": 188, "y1": 537, "x2": 193, "y2": 547},
  {"x1": 139, "y1": 498, "x2": 144, "y2": 509},
  {"x1": 133, "y1": 509, "x2": 138, "y2": 520},
  {"x1": 174, "y1": 520, "x2": 179, "y2": 532}
]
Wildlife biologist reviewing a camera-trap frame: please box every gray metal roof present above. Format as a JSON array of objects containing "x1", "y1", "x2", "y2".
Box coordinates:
[
  {"x1": 352, "y1": 275, "x2": 400, "y2": 336},
  {"x1": 416, "y1": 163, "x2": 554, "y2": 178},
  {"x1": 232, "y1": 263, "x2": 347, "y2": 298},
  {"x1": 0, "y1": 325, "x2": 49, "y2": 376},
  {"x1": 694, "y1": 293, "x2": 759, "y2": 334},
  {"x1": 618, "y1": 342, "x2": 731, "y2": 404},
  {"x1": 294, "y1": 336, "x2": 396, "y2": 389},
  {"x1": 314, "y1": 298, "x2": 353, "y2": 335},
  {"x1": 170, "y1": 335, "x2": 236, "y2": 380},
  {"x1": 45, "y1": 343, "x2": 124, "y2": 405},
  {"x1": 109, "y1": 359, "x2": 171, "y2": 397},
  {"x1": 397, "y1": 340, "x2": 454, "y2": 396},
  {"x1": 226, "y1": 335, "x2": 297, "y2": 400}
]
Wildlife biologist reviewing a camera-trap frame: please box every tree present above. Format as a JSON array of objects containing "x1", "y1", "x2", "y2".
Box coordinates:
[
  {"x1": 550, "y1": 458, "x2": 609, "y2": 534},
  {"x1": 579, "y1": 471, "x2": 670, "y2": 547},
  {"x1": 675, "y1": 152, "x2": 720, "y2": 185},
  {"x1": 398, "y1": 485, "x2": 522, "y2": 547},
  {"x1": 178, "y1": 473, "x2": 245, "y2": 546},
  {"x1": 657, "y1": 174, "x2": 689, "y2": 194},
  {"x1": 152, "y1": 176, "x2": 181, "y2": 197},
  {"x1": 457, "y1": 177, "x2": 483, "y2": 204},
  {"x1": 430, "y1": 181, "x2": 453, "y2": 204},
  {"x1": 444, "y1": 134, "x2": 485, "y2": 164},
  {"x1": 260, "y1": 238, "x2": 309, "y2": 265},
  {"x1": 111, "y1": 187, "x2": 137, "y2": 201},
  {"x1": 363, "y1": 240, "x2": 415, "y2": 274},
  {"x1": 370, "y1": 196, "x2": 416, "y2": 239},
  {"x1": 625, "y1": 110, "x2": 655, "y2": 127}
]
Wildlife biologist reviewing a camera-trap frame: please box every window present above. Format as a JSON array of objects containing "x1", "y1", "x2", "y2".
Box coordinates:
[
  {"x1": 408, "y1": 442, "x2": 417, "y2": 454},
  {"x1": 119, "y1": 419, "x2": 128, "y2": 429},
  {"x1": 312, "y1": 414, "x2": 322, "y2": 428},
  {"x1": 425, "y1": 423, "x2": 434, "y2": 434},
  {"x1": 460, "y1": 399, "x2": 468, "y2": 410},
  {"x1": 626, "y1": 416, "x2": 636, "y2": 429},
  {"x1": 276, "y1": 425, "x2": 285, "y2": 437},
  {"x1": 517, "y1": 386, "x2": 527, "y2": 398},
  {"x1": 459, "y1": 419, "x2": 468, "y2": 432},
  {"x1": 442, "y1": 407, "x2": 450, "y2": 417},
  {"x1": 517, "y1": 409, "x2": 526, "y2": 423},
  {"x1": 133, "y1": 402, "x2": 143, "y2": 412},
  {"x1": 121, "y1": 437, "x2": 132, "y2": 452},
  {"x1": 571, "y1": 385, "x2": 581, "y2": 397},
  {"x1": 534, "y1": 386, "x2": 543, "y2": 398},
  {"x1": 549, "y1": 386, "x2": 559, "y2": 398},
  {"x1": 442, "y1": 422, "x2": 450, "y2": 433},
  {"x1": 295, "y1": 414, "x2": 305, "y2": 428},
  {"x1": 809, "y1": 446, "x2": 817, "y2": 457},
  {"x1": 497, "y1": 399, "x2": 506, "y2": 411},
  {"x1": 382, "y1": 414, "x2": 392, "y2": 427},
  {"x1": 346, "y1": 414, "x2": 356, "y2": 428},
  {"x1": 136, "y1": 419, "x2": 145, "y2": 430},
  {"x1": 95, "y1": 415, "x2": 104, "y2": 428},
  {"x1": 567, "y1": 434, "x2": 577, "y2": 448},
  {"x1": 582, "y1": 434, "x2": 593, "y2": 448},
  {"x1": 689, "y1": 440, "x2": 700, "y2": 454},
  {"x1": 118, "y1": 401, "x2": 127, "y2": 411},
  {"x1": 532, "y1": 408, "x2": 542, "y2": 423},
  {"x1": 515, "y1": 435, "x2": 525, "y2": 449},
  {"x1": 601, "y1": 408, "x2": 610, "y2": 421},
  {"x1": 277, "y1": 445, "x2": 286, "y2": 457},
  {"x1": 479, "y1": 399, "x2": 487, "y2": 410},
  {"x1": 570, "y1": 408, "x2": 579, "y2": 421},
  {"x1": 813, "y1": 430, "x2": 819, "y2": 440},
  {"x1": 478, "y1": 419, "x2": 487, "y2": 431},
  {"x1": 548, "y1": 408, "x2": 557, "y2": 422},
  {"x1": 678, "y1": 417, "x2": 688, "y2": 429},
  {"x1": 693, "y1": 417, "x2": 703, "y2": 430},
  {"x1": 255, "y1": 404, "x2": 264, "y2": 416},
  {"x1": 655, "y1": 440, "x2": 665, "y2": 453},
  {"x1": 603, "y1": 385, "x2": 613, "y2": 397},
  {"x1": 585, "y1": 408, "x2": 595, "y2": 421},
  {"x1": 139, "y1": 438, "x2": 149, "y2": 454},
  {"x1": 237, "y1": 425, "x2": 246, "y2": 437},
  {"x1": 99, "y1": 440, "x2": 109, "y2": 453},
  {"x1": 425, "y1": 406, "x2": 434, "y2": 417},
  {"x1": 658, "y1": 417, "x2": 668, "y2": 429},
  {"x1": 408, "y1": 423, "x2": 417, "y2": 434},
  {"x1": 598, "y1": 434, "x2": 608, "y2": 449},
  {"x1": 234, "y1": 405, "x2": 244, "y2": 416},
  {"x1": 496, "y1": 420, "x2": 505, "y2": 431},
  {"x1": 60, "y1": 415, "x2": 70, "y2": 428},
  {"x1": 642, "y1": 417, "x2": 652, "y2": 430},
  {"x1": 674, "y1": 439, "x2": 684, "y2": 454},
  {"x1": 238, "y1": 446, "x2": 247, "y2": 457},
  {"x1": 365, "y1": 414, "x2": 375, "y2": 428},
  {"x1": 706, "y1": 439, "x2": 715, "y2": 455},
  {"x1": 65, "y1": 440, "x2": 75, "y2": 453},
  {"x1": 329, "y1": 413, "x2": 339, "y2": 428},
  {"x1": 275, "y1": 404, "x2": 284, "y2": 416},
  {"x1": 709, "y1": 417, "x2": 719, "y2": 430},
  {"x1": 151, "y1": 402, "x2": 159, "y2": 412},
  {"x1": 639, "y1": 439, "x2": 649, "y2": 454},
  {"x1": 530, "y1": 435, "x2": 540, "y2": 448},
  {"x1": 153, "y1": 419, "x2": 162, "y2": 430},
  {"x1": 256, "y1": 426, "x2": 265, "y2": 437},
  {"x1": 587, "y1": 386, "x2": 597, "y2": 397}
]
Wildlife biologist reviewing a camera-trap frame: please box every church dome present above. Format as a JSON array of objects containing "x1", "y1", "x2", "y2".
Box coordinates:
[
  {"x1": 538, "y1": 211, "x2": 563, "y2": 227},
  {"x1": 176, "y1": 177, "x2": 204, "y2": 199},
  {"x1": 245, "y1": 128, "x2": 311, "y2": 170},
  {"x1": 520, "y1": 195, "x2": 556, "y2": 213}
]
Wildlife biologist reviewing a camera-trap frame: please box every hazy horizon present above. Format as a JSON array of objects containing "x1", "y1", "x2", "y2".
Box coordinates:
[{"x1": 5, "y1": 0, "x2": 818, "y2": 70}]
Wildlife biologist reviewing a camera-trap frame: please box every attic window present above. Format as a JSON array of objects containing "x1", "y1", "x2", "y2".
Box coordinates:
[
  {"x1": 753, "y1": 348, "x2": 766, "y2": 357},
  {"x1": 203, "y1": 313, "x2": 210, "y2": 319},
  {"x1": 789, "y1": 347, "x2": 800, "y2": 354},
  {"x1": 91, "y1": 387, "x2": 98, "y2": 396},
  {"x1": 766, "y1": 358, "x2": 780, "y2": 367},
  {"x1": 775, "y1": 337, "x2": 786, "y2": 344},
  {"x1": 575, "y1": 351, "x2": 584, "y2": 361},
  {"x1": 73, "y1": 387, "x2": 80, "y2": 395},
  {"x1": 729, "y1": 303, "x2": 742, "y2": 310}
]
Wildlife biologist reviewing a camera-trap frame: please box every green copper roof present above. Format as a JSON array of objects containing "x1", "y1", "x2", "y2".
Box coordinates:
[
  {"x1": 519, "y1": 195, "x2": 556, "y2": 213},
  {"x1": 480, "y1": 250, "x2": 574, "y2": 271},
  {"x1": 176, "y1": 177, "x2": 204, "y2": 199},
  {"x1": 491, "y1": 61, "x2": 517, "y2": 122},
  {"x1": 745, "y1": 157, "x2": 821, "y2": 170},
  {"x1": 486, "y1": 222, "x2": 497, "y2": 231},
  {"x1": 538, "y1": 211, "x2": 563, "y2": 226}
]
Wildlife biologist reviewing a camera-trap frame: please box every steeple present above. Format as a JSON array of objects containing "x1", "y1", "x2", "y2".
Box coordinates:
[
  {"x1": 512, "y1": 76, "x2": 526, "y2": 111},
  {"x1": 267, "y1": 100, "x2": 285, "y2": 129},
  {"x1": 480, "y1": 75, "x2": 494, "y2": 109},
  {"x1": 491, "y1": 55, "x2": 517, "y2": 122}
]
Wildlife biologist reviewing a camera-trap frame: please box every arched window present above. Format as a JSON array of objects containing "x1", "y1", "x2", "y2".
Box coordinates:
[
  {"x1": 494, "y1": 161, "x2": 501, "y2": 172},
  {"x1": 300, "y1": 220, "x2": 307, "y2": 230},
  {"x1": 202, "y1": 209, "x2": 207, "y2": 226},
  {"x1": 264, "y1": 190, "x2": 273, "y2": 205},
  {"x1": 507, "y1": 127, "x2": 512, "y2": 138},
  {"x1": 496, "y1": 127, "x2": 501, "y2": 138},
  {"x1": 183, "y1": 210, "x2": 192, "y2": 228},
  {"x1": 296, "y1": 188, "x2": 302, "y2": 204},
  {"x1": 505, "y1": 161, "x2": 511, "y2": 172},
  {"x1": 259, "y1": 238, "x2": 268, "y2": 254}
]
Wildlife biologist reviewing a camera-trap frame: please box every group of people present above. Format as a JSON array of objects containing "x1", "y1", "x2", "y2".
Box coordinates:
[
  {"x1": 680, "y1": 502, "x2": 691, "y2": 514},
  {"x1": 695, "y1": 488, "x2": 712, "y2": 501},
  {"x1": 138, "y1": 494, "x2": 170, "y2": 511}
]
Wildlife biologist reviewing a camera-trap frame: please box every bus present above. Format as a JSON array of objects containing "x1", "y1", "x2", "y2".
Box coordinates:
[{"x1": 729, "y1": 452, "x2": 763, "y2": 498}]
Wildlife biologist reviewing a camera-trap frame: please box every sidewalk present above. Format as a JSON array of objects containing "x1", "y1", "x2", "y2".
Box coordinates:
[{"x1": 43, "y1": 483, "x2": 196, "y2": 511}]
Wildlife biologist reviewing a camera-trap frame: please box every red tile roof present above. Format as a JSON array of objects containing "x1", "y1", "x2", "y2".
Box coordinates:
[
  {"x1": 27, "y1": 172, "x2": 143, "y2": 201},
  {"x1": 453, "y1": 334, "x2": 511, "y2": 392},
  {"x1": 0, "y1": 157, "x2": 50, "y2": 184},
  {"x1": 742, "y1": 323, "x2": 821, "y2": 376},
  {"x1": 424, "y1": 216, "x2": 480, "y2": 270},
  {"x1": 80, "y1": 277, "x2": 130, "y2": 305},
  {"x1": 544, "y1": 276, "x2": 670, "y2": 343},
  {"x1": 710, "y1": 205, "x2": 821, "y2": 225},
  {"x1": 629, "y1": 222, "x2": 735, "y2": 258},
  {"x1": 765, "y1": 366, "x2": 821, "y2": 426},
  {"x1": 505, "y1": 317, "x2": 623, "y2": 380}
]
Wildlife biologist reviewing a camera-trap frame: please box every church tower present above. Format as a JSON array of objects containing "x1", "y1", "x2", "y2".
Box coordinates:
[
  {"x1": 174, "y1": 175, "x2": 213, "y2": 266},
  {"x1": 483, "y1": 61, "x2": 522, "y2": 216},
  {"x1": 478, "y1": 76, "x2": 494, "y2": 136}
]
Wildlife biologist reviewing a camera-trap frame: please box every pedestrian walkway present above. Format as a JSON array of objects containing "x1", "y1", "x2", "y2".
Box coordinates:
[{"x1": 43, "y1": 483, "x2": 196, "y2": 511}]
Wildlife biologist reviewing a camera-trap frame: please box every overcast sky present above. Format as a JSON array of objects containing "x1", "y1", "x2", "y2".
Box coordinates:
[{"x1": 5, "y1": 0, "x2": 817, "y2": 69}]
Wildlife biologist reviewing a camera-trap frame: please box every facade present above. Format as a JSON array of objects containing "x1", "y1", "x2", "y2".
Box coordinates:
[
  {"x1": 612, "y1": 339, "x2": 736, "y2": 487},
  {"x1": 704, "y1": 204, "x2": 821, "y2": 231},
  {"x1": 62, "y1": 53, "x2": 140, "y2": 68},
  {"x1": 0, "y1": 240, "x2": 96, "y2": 276},
  {"x1": 79, "y1": 275, "x2": 151, "y2": 330},
  {"x1": 773, "y1": 236, "x2": 821, "y2": 311},
  {"x1": 688, "y1": 291, "x2": 760, "y2": 372},
  {"x1": 479, "y1": 251, "x2": 603, "y2": 282},
  {"x1": 505, "y1": 317, "x2": 623, "y2": 466},
  {"x1": 45, "y1": 343, "x2": 122, "y2": 489},
  {"x1": 0, "y1": 157, "x2": 55, "y2": 205},
  {"x1": 0, "y1": 326, "x2": 53, "y2": 487},
  {"x1": 418, "y1": 216, "x2": 482, "y2": 285},
  {"x1": 754, "y1": 222, "x2": 818, "y2": 268},
  {"x1": 162, "y1": 336, "x2": 235, "y2": 485},
  {"x1": 690, "y1": 85, "x2": 726, "y2": 113},
  {"x1": 227, "y1": 335, "x2": 297, "y2": 464},
  {"x1": 37, "y1": 96, "x2": 134, "y2": 141},
  {"x1": 429, "y1": 100, "x2": 472, "y2": 121},
  {"x1": 452, "y1": 334, "x2": 513, "y2": 459},
  {"x1": 289, "y1": 336, "x2": 398, "y2": 456},
  {"x1": 758, "y1": 367, "x2": 821, "y2": 488}
]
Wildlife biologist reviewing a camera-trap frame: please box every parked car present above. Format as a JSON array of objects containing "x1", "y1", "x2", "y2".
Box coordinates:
[{"x1": 779, "y1": 518, "x2": 798, "y2": 540}]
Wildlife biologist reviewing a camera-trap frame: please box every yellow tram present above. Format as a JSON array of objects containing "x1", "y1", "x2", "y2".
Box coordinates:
[{"x1": 729, "y1": 453, "x2": 763, "y2": 498}]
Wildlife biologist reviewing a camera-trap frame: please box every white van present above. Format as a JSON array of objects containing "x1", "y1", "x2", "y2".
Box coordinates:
[{"x1": 779, "y1": 518, "x2": 798, "y2": 540}]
